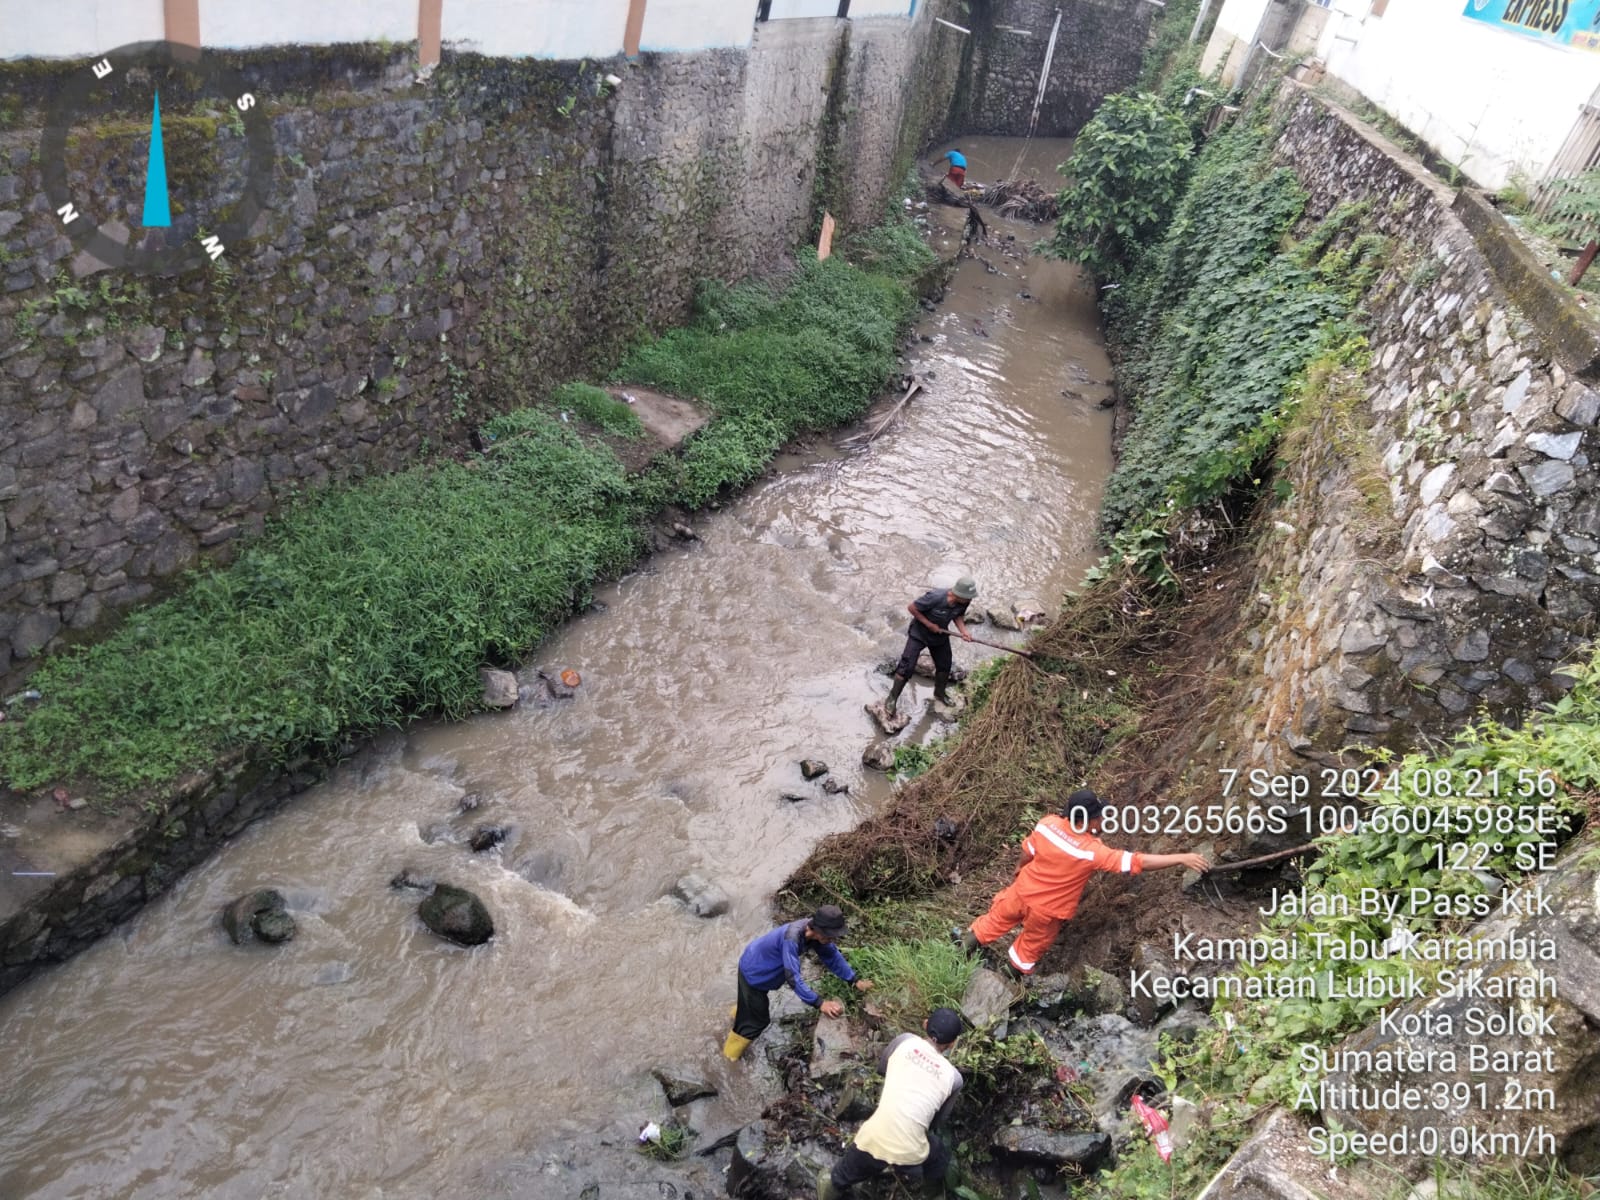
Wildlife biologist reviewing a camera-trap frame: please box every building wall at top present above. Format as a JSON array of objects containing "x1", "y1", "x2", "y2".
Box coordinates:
[
  {"x1": 441, "y1": 0, "x2": 632, "y2": 58},
  {"x1": 639, "y1": 0, "x2": 756, "y2": 51},
  {"x1": 1311, "y1": 0, "x2": 1598, "y2": 190},
  {"x1": 197, "y1": 0, "x2": 416, "y2": 49},
  {"x1": 1199, "y1": 0, "x2": 1271, "y2": 76},
  {"x1": 0, "y1": 0, "x2": 768, "y2": 60},
  {"x1": 960, "y1": 0, "x2": 1157, "y2": 138},
  {"x1": 0, "y1": 0, "x2": 163, "y2": 58},
  {"x1": 768, "y1": 0, "x2": 841, "y2": 19},
  {"x1": 850, "y1": 0, "x2": 915, "y2": 16},
  {"x1": 1204, "y1": 0, "x2": 1600, "y2": 191}
]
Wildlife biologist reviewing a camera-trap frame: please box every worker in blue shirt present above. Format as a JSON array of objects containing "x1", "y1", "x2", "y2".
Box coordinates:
[
  {"x1": 723, "y1": 905, "x2": 874, "y2": 1060},
  {"x1": 939, "y1": 148, "x2": 967, "y2": 187}
]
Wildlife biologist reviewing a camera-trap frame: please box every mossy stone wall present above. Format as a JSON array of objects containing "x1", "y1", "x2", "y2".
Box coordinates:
[
  {"x1": 1223, "y1": 85, "x2": 1600, "y2": 775},
  {"x1": 959, "y1": 0, "x2": 1157, "y2": 140},
  {"x1": 0, "y1": 7, "x2": 964, "y2": 688}
]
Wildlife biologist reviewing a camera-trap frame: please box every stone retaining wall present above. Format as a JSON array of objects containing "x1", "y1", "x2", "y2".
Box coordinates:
[
  {"x1": 0, "y1": 10, "x2": 966, "y2": 688},
  {"x1": 959, "y1": 0, "x2": 1155, "y2": 141},
  {"x1": 1226, "y1": 85, "x2": 1600, "y2": 774},
  {"x1": 0, "y1": 748, "x2": 329, "y2": 995}
]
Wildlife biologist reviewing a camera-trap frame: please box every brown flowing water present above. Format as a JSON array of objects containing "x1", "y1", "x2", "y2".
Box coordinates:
[{"x1": 0, "y1": 138, "x2": 1111, "y2": 1200}]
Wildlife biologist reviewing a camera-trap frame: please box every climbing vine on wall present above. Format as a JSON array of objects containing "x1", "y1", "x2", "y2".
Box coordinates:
[{"x1": 1096, "y1": 116, "x2": 1381, "y2": 541}]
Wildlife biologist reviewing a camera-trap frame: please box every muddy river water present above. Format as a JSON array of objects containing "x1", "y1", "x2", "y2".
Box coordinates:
[{"x1": 0, "y1": 138, "x2": 1111, "y2": 1200}]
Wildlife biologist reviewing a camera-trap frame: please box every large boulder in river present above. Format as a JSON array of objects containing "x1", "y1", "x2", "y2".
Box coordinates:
[
  {"x1": 419, "y1": 884, "x2": 495, "y2": 946},
  {"x1": 727, "y1": 1121, "x2": 835, "y2": 1198},
  {"x1": 671, "y1": 873, "x2": 730, "y2": 918},
  {"x1": 253, "y1": 909, "x2": 297, "y2": 943},
  {"x1": 479, "y1": 667, "x2": 519, "y2": 708},
  {"x1": 222, "y1": 888, "x2": 295, "y2": 946},
  {"x1": 862, "y1": 740, "x2": 896, "y2": 770},
  {"x1": 651, "y1": 1068, "x2": 717, "y2": 1107},
  {"x1": 469, "y1": 825, "x2": 508, "y2": 853}
]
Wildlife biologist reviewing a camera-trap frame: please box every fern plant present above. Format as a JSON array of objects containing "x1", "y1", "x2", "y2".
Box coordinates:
[{"x1": 1543, "y1": 166, "x2": 1600, "y2": 285}]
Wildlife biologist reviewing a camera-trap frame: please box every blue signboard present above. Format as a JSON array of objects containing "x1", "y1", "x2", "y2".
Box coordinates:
[{"x1": 1462, "y1": 0, "x2": 1600, "y2": 51}]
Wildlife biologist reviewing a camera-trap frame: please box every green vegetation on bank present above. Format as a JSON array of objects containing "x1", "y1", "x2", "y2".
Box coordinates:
[
  {"x1": 0, "y1": 224, "x2": 931, "y2": 798},
  {"x1": 1047, "y1": 92, "x2": 1194, "y2": 278},
  {"x1": 1116, "y1": 654, "x2": 1595, "y2": 1198},
  {"x1": 622, "y1": 239, "x2": 926, "y2": 507},
  {"x1": 549, "y1": 382, "x2": 645, "y2": 439},
  {"x1": 1050, "y1": 88, "x2": 1384, "y2": 592},
  {"x1": 1100, "y1": 123, "x2": 1378, "y2": 538}
]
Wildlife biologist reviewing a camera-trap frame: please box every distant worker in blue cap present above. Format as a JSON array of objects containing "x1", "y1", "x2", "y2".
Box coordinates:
[{"x1": 938, "y1": 148, "x2": 967, "y2": 188}]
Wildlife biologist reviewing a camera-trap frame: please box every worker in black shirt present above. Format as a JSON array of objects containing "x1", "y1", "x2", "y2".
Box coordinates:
[{"x1": 881, "y1": 576, "x2": 976, "y2": 716}]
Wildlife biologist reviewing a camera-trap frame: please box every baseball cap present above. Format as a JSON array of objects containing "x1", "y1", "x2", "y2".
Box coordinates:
[
  {"x1": 1060, "y1": 788, "x2": 1105, "y2": 825},
  {"x1": 811, "y1": 905, "x2": 848, "y2": 937},
  {"x1": 926, "y1": 1007, "x2": 963, "y2": 1044}
]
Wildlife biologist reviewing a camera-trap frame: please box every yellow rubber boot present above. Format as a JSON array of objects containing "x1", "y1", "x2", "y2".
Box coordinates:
[{"x1": 722, "y1": 1030, "x2": 753, "y2": 1061}]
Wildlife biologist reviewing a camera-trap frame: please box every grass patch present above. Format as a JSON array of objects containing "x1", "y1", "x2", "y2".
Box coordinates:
[
  {"x1": 0, "y1": 220, "x2": 930, "y2": 800},
  {"x1": 0, "y1": 413, "x2": 645, "y2": 793},
  {"x1": 1403, "y1": 1159, "x2": 1597, "y2": 1200},
  {"x1": 840, "y1": 219, "x2": 938, "y2": 282},
  {"x1": 618, "y1": 256, "x2": 917, "y2": 508},
  {"x1": 549, "y1": 381, "x2": 644, "y2": 439},
  {"x1": 638, "y1": 1122, "x2": 693, "y2": 1162},
  {"x1": 817, "y1": 936, "x2": 975, "y2": 1031}
]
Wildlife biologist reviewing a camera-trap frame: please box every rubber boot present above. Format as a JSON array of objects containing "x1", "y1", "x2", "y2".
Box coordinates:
[
  {"x1": 933, "y1": 671, "x2": 951, "y2": 703},
  {"x1": 885, "y1": 674, "x2": 908, "y2": 713},
  {"x1": 816, "y1": 1168, "x2": 844, "y2": 1200},
  {"x1": 723, "y1": 1030, "x2": 752, "y2": 1061}
]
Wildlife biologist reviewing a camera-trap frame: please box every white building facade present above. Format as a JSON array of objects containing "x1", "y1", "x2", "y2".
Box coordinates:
[
  {"x1": 0, "y1": 0, "x2": 919, "y2": 63},
  {"x1": 1202, "y1": 0, "x2": 1600, "y2": 191}
]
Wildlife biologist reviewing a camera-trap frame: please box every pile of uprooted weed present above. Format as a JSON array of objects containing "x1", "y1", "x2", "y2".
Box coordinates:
[
  {"x1": 782, "y1": 569, "x2": 1175, "y2": 908},
  {"x1": 977, "y1": 179, "x2": 1060, "y2": 223}
]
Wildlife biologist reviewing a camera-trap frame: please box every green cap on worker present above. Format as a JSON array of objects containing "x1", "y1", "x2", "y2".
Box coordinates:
[{"x1": 952, "y1": 576, "x2": 978, "y2": 599}]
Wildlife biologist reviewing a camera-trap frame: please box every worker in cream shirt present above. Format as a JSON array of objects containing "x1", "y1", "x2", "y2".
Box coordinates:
[{"x1": 819, "y1": 1007, "x2": 964, "y2": 1198}]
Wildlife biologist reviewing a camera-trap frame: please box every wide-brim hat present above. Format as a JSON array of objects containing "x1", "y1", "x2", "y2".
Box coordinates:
[
  {"x1": 811, "y1": 905, "x2": 848, "y2": 937},
  {"x1": 952, "y1": 576, "x2": 978, "y2": 599}
]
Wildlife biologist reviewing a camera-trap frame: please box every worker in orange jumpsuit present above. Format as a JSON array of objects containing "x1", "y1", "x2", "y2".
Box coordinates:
[{"x1": 962, "y1": 790, "x2": 1211, "y2": 975}]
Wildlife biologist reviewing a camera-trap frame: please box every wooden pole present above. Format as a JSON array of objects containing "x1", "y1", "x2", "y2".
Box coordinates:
[
  {"x1": 1208, "y1": 841, "x2": 1323, "y2": 872},
  {"x1": 1568, "y1": 239, "x2": 1598, "y2": 287}
]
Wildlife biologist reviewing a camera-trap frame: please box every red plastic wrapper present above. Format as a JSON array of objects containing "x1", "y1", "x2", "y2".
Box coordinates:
[{"x1": 1131, "y1": 1095, "x2": 1174, "y2": 1163}]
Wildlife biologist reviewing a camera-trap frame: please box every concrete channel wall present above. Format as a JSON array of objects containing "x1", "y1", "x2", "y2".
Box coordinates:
[
  {"x1": 957, "y1": 0, "x2": 1157, "y2": 140},
  {"x1": 0, "y1": 9, "x2": 966, "y2": 995},
  {"x1": 1224, "y1": 84, "x2": 1600, "y2": 775},
  {"x1": 0, "y1": 9, "x2": 966, "y2": 690}
]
